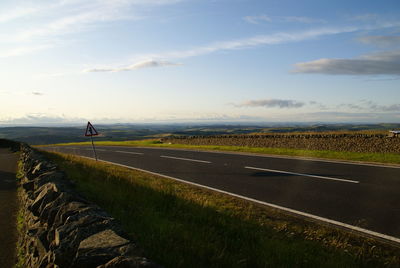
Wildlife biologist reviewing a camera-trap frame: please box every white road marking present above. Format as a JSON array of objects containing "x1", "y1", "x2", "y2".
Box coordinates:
[
  {"x1": 100, "y1": 145, "x2": 400, "y2": 169},
  {"x1": 160, "y1": 155, "x2": 211, "y2": 164},
  {"x1": 115, "y1": 150, "x2": 144, "y2": 155},
  {"x1": 245, "y1": 166, "x2": 359, "y2": 184},
  {"x1": 73, "y1": 154, "x2": 400, "y2": 245},
  {"x1": 96, "y1": 149, "x2": 107, "y2": 151}
]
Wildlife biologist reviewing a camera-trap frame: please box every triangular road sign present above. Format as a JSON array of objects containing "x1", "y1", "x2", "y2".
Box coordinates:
[{"x1": 85, "y1": 121, "x2": 99, "y2": 136}]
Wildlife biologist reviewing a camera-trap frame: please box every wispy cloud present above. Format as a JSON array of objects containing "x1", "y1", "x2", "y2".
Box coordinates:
[
  {"x1": 0, "y1": 114, "x2": 86, "y2": 126},
  {"x1": 243, "y1": 14, "x2": 325, "y2": 24},
  {"x1": 32, "y1": 91, "x2": 44, "y2": 96},
  {"x1": 350, "y1": 14, "x2": 378, "y2": 21},
  {"x1": 293, "y1": 50, "x2": 400, "y2": 76},
  {"x1": 0, "y1": 0, "x2": 185, "y2": 56},
  {"x1": 338, "y1": 100, "x2": 400, "y2": 112},
  {"x1": 282, "y1": 16, "x2": 326, "y2": 24},
  {"x1": 86, "y1": 26, "x2": 365, "y2": 72},
  {"x1": 357, "y1": 35, "x2": 400, "y2": 47},
  {"x1": 243, "y1": 15, "x2": 272, "y2": 24},
  {"x1": 87, "y1": 19, "x2": 400, "y2": 74},
  {"x1": 0, "y1": 44, "x2": 53, "y2": 58},
  {"x1": 0, "y1": 7, "x2": 39, "y2": 23},
  {"x1": 234, "y1": 99, "x2": 305, "y2": 108},
  {"x1": 84, "y1": 59, "x2": 182, "y2": 72},
  {"x1": 297, "y1": 111, "x2": 399, "y2": 123}
]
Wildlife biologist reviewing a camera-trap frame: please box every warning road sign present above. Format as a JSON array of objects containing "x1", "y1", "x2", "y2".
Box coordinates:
[{"x1": 85, "y1": 122, "x2": 99, "y2": 137}]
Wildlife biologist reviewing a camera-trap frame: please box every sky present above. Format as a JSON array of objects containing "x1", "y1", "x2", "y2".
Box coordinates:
[{"x1": 1, "y1": 0, "x2": 400, "y2": 126}]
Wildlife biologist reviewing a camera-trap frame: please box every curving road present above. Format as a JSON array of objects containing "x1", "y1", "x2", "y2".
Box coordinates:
[{"x1": 42, "y1": 145, "x2": 400, "y2": 242}]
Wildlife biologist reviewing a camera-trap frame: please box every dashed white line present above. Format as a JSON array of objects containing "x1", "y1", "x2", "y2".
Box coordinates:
[
  {"x1": 160, "y1": 155, "x2": 211, "y2": 164},
  {"x1": 96, "y1": 149, "x2": 107, "y2": 152},
  {"x1": 115, "y1": 150, "x2": 144, "y2": 155},
  {"x1": 245, "y1": 166, "x2": 359, "y2": 184},
  {"x1": 73, "y1": 155, "x2": 400, "y2": 245}
]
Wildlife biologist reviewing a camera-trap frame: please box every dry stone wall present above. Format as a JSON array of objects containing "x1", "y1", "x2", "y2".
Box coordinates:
[
  {"x1": 164, "y1": 134, "x2": 400, "y2": 154},
  {"x1": 18, "y1": 144, "x2": 160, "y2": 268}
]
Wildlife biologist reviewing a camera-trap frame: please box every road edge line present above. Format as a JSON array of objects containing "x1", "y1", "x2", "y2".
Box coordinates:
[
  {"x1": 245, "y1": 166, "x2": 360, "y2": 184},
  {"x1": 71, "y1": 154, "x2": 400, "y2": 246}
]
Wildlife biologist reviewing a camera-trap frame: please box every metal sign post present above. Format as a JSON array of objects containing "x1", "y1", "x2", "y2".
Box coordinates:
[{"x1": 85, "y1": 121, "x2": 99, "y2": 161}]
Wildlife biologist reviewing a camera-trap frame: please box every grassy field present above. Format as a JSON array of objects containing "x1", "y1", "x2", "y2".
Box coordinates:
[
  {"x1": 41, "y1": 139, "x2": 400, "y2": 165},
  {"x1": 42, "y1": 151, "x2": 400, "y2": 267}
]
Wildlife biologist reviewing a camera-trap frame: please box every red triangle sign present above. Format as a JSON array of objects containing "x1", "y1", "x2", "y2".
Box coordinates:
[{"x1": 85, "y1": 122, "x2": 99, "y2": 136}]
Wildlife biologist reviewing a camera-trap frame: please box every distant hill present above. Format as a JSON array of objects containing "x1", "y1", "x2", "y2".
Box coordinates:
[{"x1": 0, "y1": 123, "x2": 399, "y2": 145}]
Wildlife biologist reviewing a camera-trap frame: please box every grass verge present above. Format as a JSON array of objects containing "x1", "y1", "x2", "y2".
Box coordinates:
[
  {"x1": 15, "y1": 160, "x2": 25, "y2": 268},
  {"x1": 42, "y1": 151, "x2": 400, "y2": 267},
  {"x1": 40, "y1": 139, "x2": 400, "y2": 165}
]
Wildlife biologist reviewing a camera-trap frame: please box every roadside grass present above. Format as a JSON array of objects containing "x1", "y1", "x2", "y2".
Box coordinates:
[
  {"x1": 15, "y1": 160, "x2": 26, "y2": 268},
  {"x1": 41, "y1": 139, "x2": 400, "y2": 165},
  {"x1": 42, "y1": 151, "x2": 400, "y2": 267},
  {"x1": 15, "y1": 207, "x2": 25, "y2": 268}
]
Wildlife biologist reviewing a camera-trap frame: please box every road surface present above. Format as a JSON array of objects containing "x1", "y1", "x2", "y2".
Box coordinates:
[{"x1": 42, "y1": 145, "x2": 400, "y2": 242}]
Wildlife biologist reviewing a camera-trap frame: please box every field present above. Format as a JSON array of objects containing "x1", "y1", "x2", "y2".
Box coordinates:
[{"x1": 1, "y1": 123, "x2": 400, "y2": 145}]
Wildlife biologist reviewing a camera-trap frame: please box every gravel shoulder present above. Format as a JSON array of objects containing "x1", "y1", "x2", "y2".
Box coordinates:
[{"x1": 0, "y1": 148, "x2": 19, "y2": 268}]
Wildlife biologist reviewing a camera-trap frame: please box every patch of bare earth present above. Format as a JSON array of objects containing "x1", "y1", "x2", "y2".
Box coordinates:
[{"x1": 0, "y1": 148, "x2": 18, "y2": 268}]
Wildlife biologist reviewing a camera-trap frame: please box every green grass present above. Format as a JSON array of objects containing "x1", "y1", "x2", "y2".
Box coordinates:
[
  {"x1": 42, "y1": 151, "x2": 400, "y2": 267},
  {"x1": 41, "y1": 139, "x2": 400, "y2": 165}
]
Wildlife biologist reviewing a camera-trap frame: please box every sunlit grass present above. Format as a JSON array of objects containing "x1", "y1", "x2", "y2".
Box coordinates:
[
  {"x1": 40, "y1": 139, "x2": 400, "y2": 165},
  {"x1": 42, "y1": 151, "x2": 400, "y2": 267}
]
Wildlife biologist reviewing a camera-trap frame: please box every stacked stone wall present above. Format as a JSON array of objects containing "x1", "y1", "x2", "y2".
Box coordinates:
[
  {"x1": 18, "y1": 144, "x2": 159, "y2": 268},
  {"x1": 164, "y1": 134, "x2": 400, "y2": 153}
]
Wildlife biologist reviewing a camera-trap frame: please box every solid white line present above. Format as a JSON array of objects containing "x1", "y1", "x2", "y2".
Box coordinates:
[
  {"x1": 98, "y1": 145, "x2": 400, "y2": 169},
  {"x1": 115, "y1": 150, "x2": 144, "y2": 155},
  {"x1": 73, "y1": 154, "x2": 400, "y2": 245},
  {"x1": 96, "y1": 149, "x2": 107, "y2": 151},
  {"x1": 160, "y1": 155, "x2": 211, "y2": 164},
  {"x1": 245, "y1": 166, "x2": 359, "y2": 184}
]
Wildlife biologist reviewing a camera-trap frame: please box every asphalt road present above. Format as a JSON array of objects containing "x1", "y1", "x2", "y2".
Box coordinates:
[{"x1": 43, "y1": 145, "x2": 400, "y2": 240}]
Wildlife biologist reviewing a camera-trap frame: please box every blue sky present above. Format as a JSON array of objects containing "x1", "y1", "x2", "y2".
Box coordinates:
[{"x1": 1, "y1": 0, "x2": 400, "y2": 125}]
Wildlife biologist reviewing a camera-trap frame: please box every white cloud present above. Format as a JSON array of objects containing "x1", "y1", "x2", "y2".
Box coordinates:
[
  {"x1": 0, "y1": 114, "x2": 86, "y2": 126},
  {"x1": 296, "y1": 111, "x2": 400, "y2": 123},
  {"x1": 358, "y1": 36, "x2": 400, "y2": 47},
  {"x1": 32, "y1": 91, "x2": 44, "y2": 96},
  {"x1": 0, "y1": 0, "x2": 185, "y2": 50},
  {"x1": 0, "y1": 7, "x2": 38, "y2": 23},
  {"x1": 0, "y1": 44, "x2": 53, "y2": 58},
  {"x1": 243, "y1": 15, "x2": 272, "y2": 24},
  {"x1": 243, "y1": 14, "x2": 325, "y2": 24},
  {"x1": 350, "y1": 14, "x2": 378, "y2": 21},
  {"x1": 293, "y1": 50, "x2": 400, "y2": 76},
  {"x1": 139, "y1": 27, "x2": 359, "y2": 59},
  {"x1": 281, "y1": 16, "x2": 326, "y2": 24},
  {"x1": 234, "y1": 99, "x2": 305, "y2": 109},
  {"x1": 338, "y1": 101, "x2": 400, "y2": 112},
  {"x1": 83, "y1": 59, "x2": 182, "y2": 72},
  {"x1": 86, "y1": 24, "x2": 400, "y2": 73}
]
